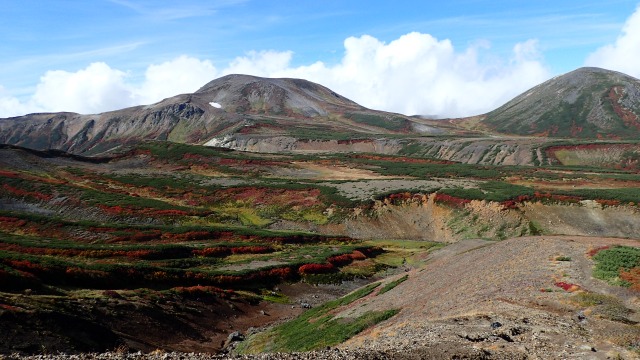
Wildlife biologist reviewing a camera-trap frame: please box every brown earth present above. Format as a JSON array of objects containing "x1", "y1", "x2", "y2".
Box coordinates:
[{"x1": 334, "y1": 236, "x2": 640, "y2": 359}]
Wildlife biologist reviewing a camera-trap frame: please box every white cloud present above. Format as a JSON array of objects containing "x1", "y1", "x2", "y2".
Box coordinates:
[
  {"x1": 585, "y1": 5, "x2": 640, "y2": 78},
  {"x1": 135, "y1": 55, "x2": 218, "y2": 103},
  {"x1": 0, "y1": 57, "x2": 218, "y2": 116},
  {"x1": 223, "y1": 50, "x2": 294, "y2": 76},
  {"x1": 0, "y1": 33, "x2": 551, "y2": 118},
  {"x1": 31, "y1": 62, "x2": 134, "y2": 114},
  {"x1": 0, "y1": 85, "x2": 32, "y2": 118},
  {"x1": 219, "y1": 33, "x2": 550, "y2": 117}
]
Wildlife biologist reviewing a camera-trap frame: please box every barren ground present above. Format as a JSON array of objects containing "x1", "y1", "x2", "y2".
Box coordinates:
[{"x1": 334, "y1": 236, "x2": 640, "y2": 359}]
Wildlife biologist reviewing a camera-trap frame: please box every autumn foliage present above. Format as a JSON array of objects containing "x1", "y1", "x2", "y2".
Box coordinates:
[
  {"x1": 298, "y1": 263, "x2": 335, "y2": 274},
  {"x1": 555, "y1": 281, "x2": 580, "y2": 292},
  {"x1": 619, "y1": 267, "x2": 640, "y2": 291}
]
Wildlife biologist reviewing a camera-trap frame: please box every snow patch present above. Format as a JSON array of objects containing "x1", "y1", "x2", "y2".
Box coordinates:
[{"x1": 209, "y1": 102, "x2": 222, "y2": 109}]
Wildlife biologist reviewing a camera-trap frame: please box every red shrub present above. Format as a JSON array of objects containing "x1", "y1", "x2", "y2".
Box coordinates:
[
  {"x1": 434, "y1": 193, "x2": 471, "y2": 208},
  {"x1": 230, "y1": 246, "x2": 274, "y2": 255},
  {"x1": 620, "y1": 267, "x2": 640, "y2": 291},
  {"x1": 6, "y1": 259, "x2": 46, "y2": 273},
  {"x1": 144, "y1": 209, "x2": 189, "y2": 217},
  {"x1": 327, "y1": 254, "x2": 354, "y2": 267},
  {"x1": 534, "y1": 192, "x2": 582, "y2": 203},
  {"x1": 595, "y1": 199, "x2": 621, "y2": 207},
  {"x1": 98, "y1": 205, "x2": 130, "y2": 215},
  {"x1": 298, "y1": 263, "x2": 334, "y2": 274},
  {"x1": 125, "y1": 250, "x2": 158, "y2": 259},
  {"x1": 172, "y1": 285, "x2": 226, "y2": 297},
  {"x1": 1, "y1": 184, "x2": 52, "y2": 201},
  {"x1": 0, "y1": 304, "x2": 20, "y2": 312},
  {"x1": 587, "y1": 245, "x2": 610, "y2": 257},
  {"x1": 170, "y1": 231, "x2": 214, "y2": 241},
  {"x1": 193, "y1": 247, "x2": 231, "y2": 257},
  {"x1": 350, "y1": 250, "x2": 367, "y2": 261},
  {"x1": 0, "y1": 170, "x2": 20, "y2": 178},
  {"x1": 266, "y1": 267, "x2": 293, "y2": 279},
  {"x1": 65, "y1": 267, "x2": 109, "y2": 280},
  {"x1": 555, "y1": 281, "x2": 579, "y2": 291}
]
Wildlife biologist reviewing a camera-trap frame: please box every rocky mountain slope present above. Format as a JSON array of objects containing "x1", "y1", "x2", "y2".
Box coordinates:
[
  {"x1": 0, "y1": 75, "x2": 435, "y2": 156},
  {"x1": 480, "y1": 67, "x2": 640, "y2": 139}
]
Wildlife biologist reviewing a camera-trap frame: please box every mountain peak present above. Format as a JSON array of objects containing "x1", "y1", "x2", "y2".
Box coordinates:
[
  {"x1": 194, "y1": 74, "x2": 361, "y2": 117},
  {"x1": 482, "y1": 67, "x2": 640, "y2": 139}
]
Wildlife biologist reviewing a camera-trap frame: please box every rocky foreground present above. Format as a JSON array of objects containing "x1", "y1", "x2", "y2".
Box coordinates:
[{"x1": 1, "y1": 346, "x2": 518, "y2": 360}]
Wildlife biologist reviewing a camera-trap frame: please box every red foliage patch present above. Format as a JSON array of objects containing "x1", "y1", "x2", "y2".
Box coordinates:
[
  {"x1": 98, "y1": 204, "x2": 132, "y2": 215},
  {"x1": 265, "y1": 267, "x2": 293, "y2": 279},
  {"x1": 192, "y1": 247, "x2": 232, "y2": 257},
  {"x1": 555, "y1": 281, "x2": 580, "y2": 291},
  {"x1": 587, "y1": 245, "x2": 610, "y2": 257},
  {"x1": 1, "y1": 184, "x2": 53, "y2": 201},
  {"x1": 169, "y1": 231, "x2": 215, "y2": 241},
  {"x1": 142, "y1": 209, "x2": 189, "y2": 217},
  {"x1": 0, "y1": 216, "x2": 27, "y2": 228},
  {"x1": 500, "y1": 195, "x2": 533, "y2": 210},
  {"x1": 533, "y1": 192, "x2": 582, "y2": 203},
  {"x1": 230, "y1": 246, "x2": 274, "y2": 255},
  {"x1": 327, "y1": 250, "x2": 369, "y2": 267},
  {"x1": 298, "y1": 263, "x2": 335, "y2": 274},
  {"x1": 0, "y1": 303, "x2": 20, "y2": 312},
  {"x1": 213, "y1": 186, "x2": 324, "y2": 208},
  {"x1": 434, "y1": 193, "x2": 471, "y2": 208},
  {"x1": 0, "y1": 170, "x2": 20, "y2": 178},
  {"x1": 619, "y1": 267, "x2": 640, "y2": 291},
  {"x1": 595, "y1": 199, "x2": 621, "y2": 207},
  {"x1": 172, "y1": 285, "x2": 231, "y2": 299}
]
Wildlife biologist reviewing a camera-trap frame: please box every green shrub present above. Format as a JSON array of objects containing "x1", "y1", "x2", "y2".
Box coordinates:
[
  {"x1": 378, "y1": 274, "x2": 408, "y2": 295},
  {"x1": 239, "y1": 283, "x2": 401, "y2": 353},
  {"x1": 593, "y1": 246, "x2": 640, "y2": 287}
]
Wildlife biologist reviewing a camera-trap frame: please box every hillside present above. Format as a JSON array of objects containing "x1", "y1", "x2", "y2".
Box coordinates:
[
  {"x1": 480, "y1": 67, "x2": 640, "y2": 139},
  {"x1": 1, "y1": 68, "x2": 640, "y2": 358},
  {"x1": 239, "y1": 236, "x2": 640, "y2": 359},
  {"x1": 1, "y1": 140, "x2": 639, "y2": 356},
  {"x1": 0, "y1": 75, "x2": 437, "y2": 156}
]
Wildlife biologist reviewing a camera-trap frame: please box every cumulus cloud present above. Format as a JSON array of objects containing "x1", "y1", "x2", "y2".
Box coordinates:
[
  {"x1": 224, "y1": 50, "x2": 294, "y2": 76},
  {"x1": 0, "y1": 86, "x2": 32, "y2": 118},
  {"x1": 221, "y1": 33, "x2": 550, "y2": 117},
  {"x1": 585, "y1": 5, "x2": 640, "y2": 78},
  {"x1": 0, "y1": 57, "x2": 219, "y2": 117},
  {"x1": 135, "y1": 55, "x2": 218, "y2": 103},
  {"x1": 0, "y1": 32, "x2": 551, "y2": 118},
  {"x1": 32, "y1": 62, "x2": 134, "y2": 114}
]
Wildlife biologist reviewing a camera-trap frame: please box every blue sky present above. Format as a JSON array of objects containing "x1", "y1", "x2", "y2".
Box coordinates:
[{"x1": 1, "y1": 0, "x2": 640, "y2": 117}]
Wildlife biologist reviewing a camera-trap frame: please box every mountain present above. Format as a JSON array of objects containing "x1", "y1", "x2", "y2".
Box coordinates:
[
  {"x1": 481, "y1": 67, "x2": 640, "y2": 139},
  {"x1": 0, "y1": 75, "x2": 435, "y2": 155}
]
